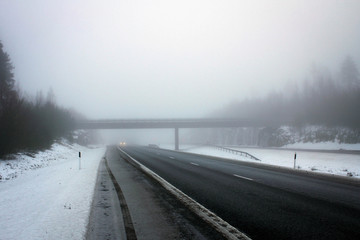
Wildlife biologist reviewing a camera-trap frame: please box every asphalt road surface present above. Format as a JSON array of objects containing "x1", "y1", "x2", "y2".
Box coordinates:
[{"x1": 118, "y1": 145, "x2": 360, "y2": 240}]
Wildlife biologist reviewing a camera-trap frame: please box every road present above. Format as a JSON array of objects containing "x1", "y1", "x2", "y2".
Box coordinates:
[
  {"x1": 88, "y1": 146, "x2": 228, "y2": 240},
  {"x1": 118, "y1": 145, "x2": 360, "y2": 240}
]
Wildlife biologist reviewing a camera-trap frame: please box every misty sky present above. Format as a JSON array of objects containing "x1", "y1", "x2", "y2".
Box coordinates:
[{"x1": 0, "y1": 0, "x2": 360, "y2": 119}]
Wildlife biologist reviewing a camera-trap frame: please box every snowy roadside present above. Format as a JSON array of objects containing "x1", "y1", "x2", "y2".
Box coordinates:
[
  {"x1": 284, "y1": 141, "x2": 360, "y2": 151},
  {"x1": 229, "y1": 146, "x2": 360, "y2": 178},
  {"x1": 0, "y1": 141, "x2": 105, "y2": 240},
  {"x1": 159, "y1": 143, "x2": 360, "y2": 179}
]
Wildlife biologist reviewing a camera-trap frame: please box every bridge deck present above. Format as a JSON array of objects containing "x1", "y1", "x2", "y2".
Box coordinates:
[{"x1": 76, "y1": 118, "x2": 263, "y2": 129}]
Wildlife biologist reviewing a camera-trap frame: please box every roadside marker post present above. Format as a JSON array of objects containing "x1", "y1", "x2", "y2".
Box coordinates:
[
  {"x1": 79, "y1": 151, "x2": 81, "y2": 170},
  {"x1": 294, "y1": 152, "x2": 297, "y2": 169}
]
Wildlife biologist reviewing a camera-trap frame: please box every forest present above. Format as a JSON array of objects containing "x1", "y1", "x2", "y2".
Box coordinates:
[
  {"x1": 0, "y1": 41, "x2": 74, "y2": 157},
  {"x1": 213, "y1": 56, "x2": 360, "y2": 128},
  {"x1": 194, "y1": 57, "x2": 360, "y2": 146}
]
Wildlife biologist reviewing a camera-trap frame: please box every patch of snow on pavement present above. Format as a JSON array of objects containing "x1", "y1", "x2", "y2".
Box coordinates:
[{"x1": 0, "y1": 142, "x2": 105, "y2": 240}]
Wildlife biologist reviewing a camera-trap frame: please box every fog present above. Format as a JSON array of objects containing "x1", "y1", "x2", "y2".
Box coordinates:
[
  {"x1": 100, "y1": 129, "x2": 175, "y2": 145},
  {"x1": 1, "y1": 1, "x2": 360, "y2": 145}
]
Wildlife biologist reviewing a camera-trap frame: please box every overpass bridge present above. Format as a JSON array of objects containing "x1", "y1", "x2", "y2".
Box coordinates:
[{"x1": 76, "y1": 118, "x2": 264, "y2": 150}]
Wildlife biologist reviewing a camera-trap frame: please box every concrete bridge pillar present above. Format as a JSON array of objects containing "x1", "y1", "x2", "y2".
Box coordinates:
[{"x1": 175, "y1": 127, "x2": 179, "y2": 151}]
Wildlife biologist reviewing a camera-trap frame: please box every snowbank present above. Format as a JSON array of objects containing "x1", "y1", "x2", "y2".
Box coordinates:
[
  {"x1": 160, "y1": 144, "x2": 360, "y2": 179},
  {"x1": 284, "y1": 141, "x2": 360, "y2": 151},
  {"x1": 0, "y1": 141, "x2": 105, "y2": 240},
  {"x1": 230, "y1": 147, "x2": 360, "y2": 178}
]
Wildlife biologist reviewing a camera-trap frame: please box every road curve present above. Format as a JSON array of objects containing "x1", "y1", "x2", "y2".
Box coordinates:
[{"x1": 119, "y1": 145, "x2": 360, "y2": 240}]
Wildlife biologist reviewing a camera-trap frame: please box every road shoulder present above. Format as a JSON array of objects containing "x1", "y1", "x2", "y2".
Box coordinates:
[
  {"x1": 86, "y1": 158, "x2": 125, "y2": 240},
  {"x1": 88, "y1": 146, "x2": 226, "y2": 240}
]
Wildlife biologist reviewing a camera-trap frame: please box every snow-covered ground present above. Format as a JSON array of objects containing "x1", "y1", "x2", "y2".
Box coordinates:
[
  {"x1": 159, "y1": 143, "x2": 360, "y2": 178},
  {"x1": 284, "y1": 141, "x2": 360, "y2": 151},
  {"x1": 0, "y1": 141, "x2": 105, "y2": 240},
  {"x1": 2, "y1": 140, "x2": 356, "y2": 240},
  {"x1": 230, "y1": 147, "x2": 359, "y2": 177}
]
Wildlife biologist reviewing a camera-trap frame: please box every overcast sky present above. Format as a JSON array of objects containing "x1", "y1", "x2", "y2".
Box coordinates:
[{"x1": 1, "y1": 0, "x2": 360, "y2": 119}]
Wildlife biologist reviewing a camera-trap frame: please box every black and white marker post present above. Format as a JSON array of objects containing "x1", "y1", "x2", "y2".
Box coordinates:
[
  {"x1": 79, "y1": 151, "x2": 81, "y2": 170},
  {"x1": 293, "y1": 152, "x2": 297, "y2": 169}
]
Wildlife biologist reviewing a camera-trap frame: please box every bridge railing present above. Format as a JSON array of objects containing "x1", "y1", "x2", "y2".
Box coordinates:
[{"x1": 214, "y1": 146, "x2": 261, "y2": 161}]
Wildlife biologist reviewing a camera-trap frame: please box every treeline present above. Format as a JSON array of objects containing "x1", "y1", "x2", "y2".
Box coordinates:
[
  {"x1": 0, "y1": 41, "x2": 74, "y2": 157},
  {"x1": 214, "y1": 56, "x2": 360, "y2": 129}
]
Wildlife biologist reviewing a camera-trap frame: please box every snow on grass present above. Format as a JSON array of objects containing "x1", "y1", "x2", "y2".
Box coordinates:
[
  {"x1": 161, "y1": 143, "x2": 360, "y2": 179},
  {"x1": 0, "y1": 141, "x2": 105, "y2": 240},
  {"x1": 284, "y1": 141, "x2": 360, "y2": 151},
  {"x1": 230, "y1": 147, "x2": 360, "y2": 178}
]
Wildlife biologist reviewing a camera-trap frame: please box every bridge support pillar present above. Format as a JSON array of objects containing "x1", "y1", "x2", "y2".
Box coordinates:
[{"x1": 175, "y1": 127, "x2": 179, "y2": 151}]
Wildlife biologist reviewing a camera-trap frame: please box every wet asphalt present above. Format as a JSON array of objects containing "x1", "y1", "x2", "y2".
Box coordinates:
[{"x1": 120, "y1": 145, "x2": 360, "y2": 240}]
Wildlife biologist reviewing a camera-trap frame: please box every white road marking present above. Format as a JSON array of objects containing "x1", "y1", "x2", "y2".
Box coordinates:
[
  {"x1": 169, "y1": 156, "x2": 175, "y2": 159},
  {"x1": 190, "y1": 162, "x2": 200, "y2": 166},
  {"x1": 233, "y1": 174, "x2": 253, "y2": 181}
]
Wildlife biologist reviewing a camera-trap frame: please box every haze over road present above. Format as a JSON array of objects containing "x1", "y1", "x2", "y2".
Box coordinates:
[
  {"x1": 116, "y1": 146, "x2": 360, "y2": 240},
  {"x1": 2, "y1": 1, "x2": 360, "y2": 119}
]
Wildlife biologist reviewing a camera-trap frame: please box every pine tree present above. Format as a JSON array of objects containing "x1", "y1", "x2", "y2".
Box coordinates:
[
  {"x1": 340, "y1": 56, "x2": 360, "y2": 90},
  {"x1": 0, "y1": 41, "x2": 16, "y2": 113},
  {"x1": 0, "y1": 41, "x2": 19, "y2": 156}
]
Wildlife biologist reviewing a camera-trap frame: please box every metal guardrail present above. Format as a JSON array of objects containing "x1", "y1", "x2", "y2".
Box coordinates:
[{"x1": 214, "y1": 146, "x2": 261, "y2": 161}]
